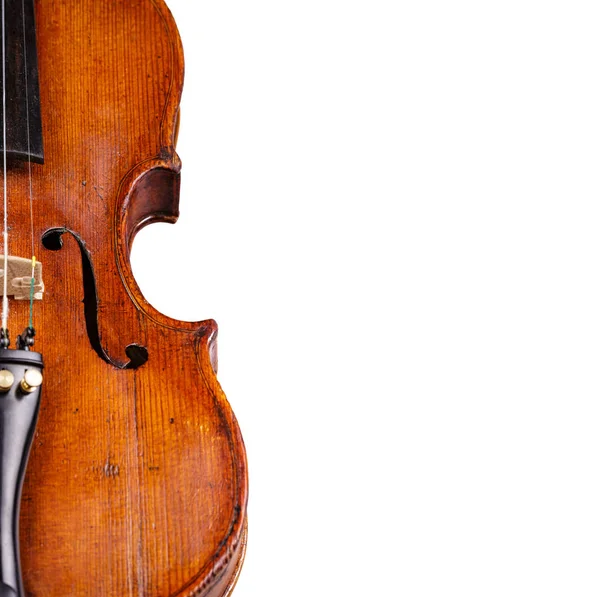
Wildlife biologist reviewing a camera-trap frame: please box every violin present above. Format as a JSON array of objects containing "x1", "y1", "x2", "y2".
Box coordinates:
[{"x1": 0, "y1": 0, "x2": 248, "y2": 595}]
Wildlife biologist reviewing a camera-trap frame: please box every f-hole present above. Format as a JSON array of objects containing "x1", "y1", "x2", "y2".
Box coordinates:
[{"x1": 41, "y1": 227, "x2": 148, "y2": 370}]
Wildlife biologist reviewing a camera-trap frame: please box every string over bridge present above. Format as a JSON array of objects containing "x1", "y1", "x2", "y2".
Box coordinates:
[{"x1": 0, "y1": 256, "x2": 42, "y2": 299}]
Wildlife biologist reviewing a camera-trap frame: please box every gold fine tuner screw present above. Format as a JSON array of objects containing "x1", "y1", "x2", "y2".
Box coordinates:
[
  {"x1": 20, "y1": 369, "x2": 43, "y2": 394},
  {"x1": 0, "y1": 369, "x2": 14, "y2": 392}
]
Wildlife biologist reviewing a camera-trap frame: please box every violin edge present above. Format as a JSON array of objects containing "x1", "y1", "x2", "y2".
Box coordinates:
[
  {"x1": 201, "y1": 521, "x2": 248, "y2": 597},
  {"x1": 119, "y1": 4, "x2": 250, "y2": 594},
  {"x1": 171, "y1": 325, "x2": 248, "y2": 597}
]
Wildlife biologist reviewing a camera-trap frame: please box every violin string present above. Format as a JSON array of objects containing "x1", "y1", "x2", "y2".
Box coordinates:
[
  {"x1": 1, "y1": 0, "x2": 8, "y2": 335},
  {"x1": 22, "y1": 0, "x2": 35, "y2": 330}
]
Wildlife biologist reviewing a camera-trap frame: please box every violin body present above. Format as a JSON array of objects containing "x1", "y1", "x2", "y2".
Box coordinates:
[{"x1": 4, "y1": 0, "x2": 248, "y2": 594}]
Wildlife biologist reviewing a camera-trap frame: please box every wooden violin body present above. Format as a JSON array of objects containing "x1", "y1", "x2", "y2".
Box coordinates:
[{"x1": 3, "y1": 0, "x2": 248, "y2": 594}]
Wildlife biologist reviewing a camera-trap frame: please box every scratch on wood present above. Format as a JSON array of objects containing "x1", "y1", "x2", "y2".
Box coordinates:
[
  {"x1": 93, "y1": 185, "x2": 104, "y2": 200},
  {"x1": 103, "y1": 462, "x2": 120, "y2": 477}
]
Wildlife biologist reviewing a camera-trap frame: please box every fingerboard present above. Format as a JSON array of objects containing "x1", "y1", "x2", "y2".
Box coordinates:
[{"x1": 0, "y1": 0, "x2": 43, "y2": 164}]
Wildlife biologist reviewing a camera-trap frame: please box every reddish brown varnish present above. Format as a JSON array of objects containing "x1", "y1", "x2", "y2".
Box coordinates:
[{"x1": 5, "y1": 1, "x2": 248, "y2": 595}]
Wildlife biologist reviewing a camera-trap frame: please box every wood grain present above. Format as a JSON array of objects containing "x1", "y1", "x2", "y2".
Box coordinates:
[{"x1": 4, "y1": 1, "x2": 248, "y2": 594}]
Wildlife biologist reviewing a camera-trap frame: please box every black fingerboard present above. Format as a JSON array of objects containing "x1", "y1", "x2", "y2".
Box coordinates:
[{"x1": 0, "y1": 0, "x2": 43, "y2": 164}]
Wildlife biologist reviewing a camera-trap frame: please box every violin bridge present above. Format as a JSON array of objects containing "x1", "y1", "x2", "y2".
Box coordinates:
[{"x1": 0, "y1": 256, "x2": 44, "y2": 300}]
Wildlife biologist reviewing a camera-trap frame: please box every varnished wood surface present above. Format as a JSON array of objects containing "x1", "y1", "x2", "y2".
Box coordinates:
[{"x1": 5, "y1": 1, "x2": 248, "y2": 594}]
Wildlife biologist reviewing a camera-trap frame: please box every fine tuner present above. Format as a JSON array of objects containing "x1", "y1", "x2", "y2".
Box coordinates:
[{"x1": 0, "y1": 367, "x2": 42, "y2": 393}]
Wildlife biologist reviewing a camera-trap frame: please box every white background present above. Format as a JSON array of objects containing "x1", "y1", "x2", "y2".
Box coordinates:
[{"x1": 132, "y1": 2, "x2": 600, "y2": 595}]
